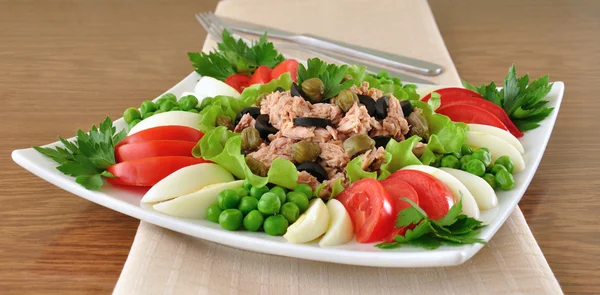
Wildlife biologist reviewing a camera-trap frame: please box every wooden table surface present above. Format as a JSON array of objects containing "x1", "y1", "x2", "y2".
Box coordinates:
[{"x1": 1, "y1": 0, "x2": 598, "y2": 294}]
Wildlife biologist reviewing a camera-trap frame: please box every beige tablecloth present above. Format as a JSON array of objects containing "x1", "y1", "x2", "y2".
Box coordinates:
[{"x1": 113, "y1": 1, "x2": 563, "y2": 294}]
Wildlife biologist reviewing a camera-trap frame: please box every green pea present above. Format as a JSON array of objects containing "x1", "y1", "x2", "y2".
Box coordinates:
[
  {"x1": 123, "y1": 107, "x2": 141, "y2": 124},
  {"x1": 243, "y1": 210, "x2": 264, "y2": 232},
  {"x1": 250, "y1": 185, "x2": 269, "y2": 199},
  {"x1": 482, "y1": 173, "x2": 497, "y2": 189},
  {"x1": 460, "y1": 155, "x2": 473, "y2": 170},
  {"x1": 466, "y1": 159, "x2": 486, "y2": 176},
  {"x1": 495, "y1": 170, "x2": 516, "y2": 190},
  {"x1": 141, "y1": 111, "x2": 154, "y2": 120},
  {"x1": 238, "y1": 197, "x2": 259, "y2": 215},
  {"x1": 461, "y1": 145, "x2": 473, "y2": 156},
  {"x1": 430, "y1": 153, "x2": 443, "y2": 167},
  {"x1": 233, "y1": 187, "x2": 249, "y2": 197},
  {"x1": 294, "y1": 184, "x2": 313, "y2": 199},
  {"x1": 263, "y1": 215, "x2": 288, "y2": 236},
  {"x1": 187, "y1": 108, "x2": 199, "y2": 113},
  {"x1": 206, "y1": 204, "x2": 222, "y2": 223},
  {"x1": 140, "y1": 100, "x2": 157, "y2": 114},
  {"x1": 199, "y1": 97, "x2": 214, "y2": 110},
  {"x1": 218, "y1": 209, "x2": 243, "y2": 231},
  {"x1": 243, "y1": 179, "x2": 253, "y2": 191},
  {"x1": 472, "y1": 149, "x2": 492, "y2": 167},
  {"x1": 160, "y1": 100, "x2": 177, "y2": 112},
  {"x1": 153, "y1": 109, "x2": 164, "y2": 115},
  {"x1": 217, "y1": 189, "x2": 240, "y2": 210},
  {"x1": 450, "y1": 152, "x2": 462, "y2": 159},
  {"x1": 490, "y1": 164, "x2": 508, "y2": 175},
  {"x1": 257, "y1": 193, "x2": 281, "y2": 215},
  {"x1": 440, "y1": 155, "x2": 460, "y2": 169},
  {"x1": 159, "y1": 93, "x2": 177, "y2": 102},
  {"x1": 270, "y1": 186, "x2": 287, "y2": 203},
  {"x1": 280, "y1": 202, "x2": 300, "y2": 223},
  {"x1": 494, "y1": 155, "x2": 515, "y2": 173},
  {"x1": 129, "y1": 119, "x2": 141, "y2": 129},
  {"x1": 179, "y1": 95, "x2": 199, "y2": 111},
  {"x1": 287, "y1": 191, "x2": 309, "y2": 213},
  {"x1": 171, "y1": 106, "x2": 181, "y2": 111}
]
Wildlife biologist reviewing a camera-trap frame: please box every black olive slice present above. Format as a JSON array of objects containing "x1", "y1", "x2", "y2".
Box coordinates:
[
  {"x1": 373, "y1": 136, "x2": 392, "y2": 148},
  {"x1": 375, "y1": 96, "x2": 389, "y2": 120},
  {"x1": 293, "y1": 117, "x2": 332, "y2": 128},
  {"x1": 357, "y1": 94, "x2": 376, "y2": 116},
  {"x1": 255, "y1": 114, "x2": 278, "y2": 140},
  {"x1": 400, "y1": 100, "x2": 413, "y2": 116},
  {"x1": 274, "y1": 87, "x2": 286, "y2": 93},
  {"x1": 234, "y1": 107, "x2": 261, "y2": 126},
  {"x1": 297, "y1": 162, "x2": 329, "y2": 182}
]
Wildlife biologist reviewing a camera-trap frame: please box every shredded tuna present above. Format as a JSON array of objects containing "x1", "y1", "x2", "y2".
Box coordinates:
[
  {"x1": 317, "y1": 173, "x2": 348, "y2": 198},
  {"x1": 248, "y1": 137, "x2": 295, "y2": 168},
  {"x1": 297, "y1": 171, "x2": 320, "y2": 190},
  {"x1": 309, "y1": 103, "x2": 343, "y2": 124},
  {"x1": 233, "y1": 113, "x2": 255, "y2": 133},
  {"x1": 336, "y1": 103, "x2": 372, "y2": 136},
  {"x1": 260, "y1": 91, "x2": 312, "y2": 129},
  {"x1": 326, "y1": 125, "x2": 340, "y2": 140},
  {"x1": 369, "y1": 96, "x2": 409, "y2": 141},
  {"x1": 280, "y1": 124, "x2": 315, "y2": 140},
  {"x1": 412, "y1": 142, "x2": 427, "y2": 158},
  {"x1": 359, "y1": 147, "x2": 387, "y2": 171},
  {"x1": 318, "y1": 141, "x2": 349, "y2": 168},
  {"x1": 349, "y1": 81, "x2": 384, "y2": 100},
  {"x1": 313, "y1": 128, "x2": 332, "y2": 142}
]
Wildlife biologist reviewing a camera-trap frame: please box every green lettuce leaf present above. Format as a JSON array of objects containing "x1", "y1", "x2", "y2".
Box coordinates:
[
  {"x1": 380, "y1": 135, "x2": 422, "y2": 174},
  {"x1": 345, "y1": 157, "x2": 378, "y2": 184},
  {"x1": 314, "y1": 178, "x2": 345, "y2": 199},
  {"x1": 347, "y1": 65, "x2": 420, "y2": 100},
  {"x1": 198, "y1": 73, "x2": 294, "y2": 133}
]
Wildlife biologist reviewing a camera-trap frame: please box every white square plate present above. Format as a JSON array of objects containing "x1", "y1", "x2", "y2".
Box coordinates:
[{"x1": 12, "y1": 71, "x2": 564, "y2": 267}]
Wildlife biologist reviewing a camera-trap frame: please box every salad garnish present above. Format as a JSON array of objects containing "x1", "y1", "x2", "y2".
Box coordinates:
[
  {"x1": 463, "y1": 65, "x2": 554, "y2": 132},
  {"x1": 188, "y1": 29, "x2": 285, "y2": 80},
  {"x1": 33, "y1": 117, "x2": 126, "y2": 190},
  {"x1": 376, "y1": 198, "x2": 486, "y2": 250},
  {"x1": 296, "y1": 58, "x2": 355, "y2": 101}
]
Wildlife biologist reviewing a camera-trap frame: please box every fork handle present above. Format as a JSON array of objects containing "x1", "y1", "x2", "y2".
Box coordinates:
[{"x1": 291, "y1": 34, "x2": 443, "y2": 77}]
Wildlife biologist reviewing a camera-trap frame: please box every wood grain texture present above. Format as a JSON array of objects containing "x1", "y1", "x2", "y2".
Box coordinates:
[{"x1": 0, "y1": 0, "x2": 598, "y2": 294}]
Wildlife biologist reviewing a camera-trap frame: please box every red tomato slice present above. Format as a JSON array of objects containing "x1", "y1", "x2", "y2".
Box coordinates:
[
  {"x1": 384, "y1": 170, "x2": 454, "y2": 220},
  {"x1": 248, "y1": 65, "x2": 273, "y2": 86},
  {"x1": 115, "y1": 140, "x2": 196, "y2": 162},
  {"x1": 106, "y1": 156, "x2": 209, "y2": 187},
  {"x1": 271, "y1": 59, "x2": 299, "y2": 82},
  {"x1": 421, "y1": 87, "x2": 482, "y2": 101},
  {"x1": 423, "y1": 88, "x2": 523, "y2": 138},
  {"x1": 225, "y1": 74, "x2": 251, "y2": 92},
  {"x1": 380, "y1": 179, "x2": 420, "y2": 242},
  {"x1": 436, "y1": 104, "x2": 509, "y2": 131},
  {"x1": 116, "y1": 126, "x2": 203, "y2": 147},
  {"x1": 336, "y1": 178, "x2": 395, "y2": 243}
]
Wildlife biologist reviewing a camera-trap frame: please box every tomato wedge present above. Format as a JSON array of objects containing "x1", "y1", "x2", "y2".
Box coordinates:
[
  {"x1": 380, "y1": 179, "x2": 419, "y2": 242},
  {"x1": 225, "y1": 74, "x2": 251, "y2": 93},
  {"x1": 115, "y1": 140, "x2": 196, "y2": 162},
  {"x1": 271, "y1": 59, "x2": 299, "y2": 82},
  {"x1": 116, "y1": 126, "x2": 203, "y2": 147},
  {"x1": 384, "y1": 170, "x2": 454, "y2": 220},
  {"x1": 421, "y1": 87, "x2": 482, "y2": 101},
  {"x1": 106, "y1": 156, "x2": 209, "y2": 187},
  {"x1": 248, "y1": 65, "x2": 273, "y2": 86},
  {"x1": 336, "y1": 178, "x2": 395, "y2": 243},
  {"x1": 436, "y1": 104, "x2": 509, "y2": 131},
  {"x1": 423, "y1": 88, "x2": 523, "y2": 138}
]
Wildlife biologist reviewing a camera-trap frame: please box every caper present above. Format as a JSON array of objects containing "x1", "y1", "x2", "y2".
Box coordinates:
[
  {"x1": 343, "y1": 134, "x2": 375, "y2": 156},
  {"x1": 407, "y1": 109, "x2": 430, "y2": 141},
  {"x1": 216, "y1": 115, "x2": 234, "y2": 130},
  {"x1": 342, "y1": 74, "x2": 353, "y2": 82},
  {"x1": 335, "y1": 89, "x2": 359, "y2": 112},
  {"x1": 245, "y1": 155, "x2": 268, "y2": 177},
  {"x1": 241, "y1": 127, "x2": 262, "y2": 152},
  {"x1": 291, "y1": 141, "x2": 321, "y2": 163},
  {"x1": 301, "y1": 78, "x2": 325, "y2": 102}
]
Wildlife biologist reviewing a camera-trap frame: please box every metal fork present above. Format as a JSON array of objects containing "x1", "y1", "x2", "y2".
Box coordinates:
[{"x1": 195, "y1": 13, "x2": 434, "y2": 85}]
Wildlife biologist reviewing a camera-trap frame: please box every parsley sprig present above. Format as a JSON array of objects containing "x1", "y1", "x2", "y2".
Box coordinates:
[
  {"x1": 188, "y1": 29, "x2": 285, "y2": 80},
  {"x1": 376, "y1": 198, "x2": 486, "y2": 250},
  {"x1": 34, "y1": 117, "x2": 126, "y2": 190},
  {"x1": 463, "y1": 65, "x2": 554, "y2": 132},
  {"x1": 297, "y1": 58, "x2": 355, "y2": 100}
]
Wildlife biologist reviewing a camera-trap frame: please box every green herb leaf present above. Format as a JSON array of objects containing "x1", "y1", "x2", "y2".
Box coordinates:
[
  {"x1": 375, "y1": 241, "x2": 401, "y2": 249},
  {"x1": 75, "y1": 174, "x2": 104, "y2": 190},
  {"x1": 396, "y1": 197, "x2": 427, "y2": 227},
  {"x1": 296, "y1": 58, "x2": 354, "y2": 100},
  {"x1": 436, "y1": 197, "x2": 463, "y2": 226}
]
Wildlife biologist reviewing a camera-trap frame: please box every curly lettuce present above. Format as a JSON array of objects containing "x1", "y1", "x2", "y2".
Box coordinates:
[{"x1": 347, "y1": 65, "x2": 420, "y2": 100}]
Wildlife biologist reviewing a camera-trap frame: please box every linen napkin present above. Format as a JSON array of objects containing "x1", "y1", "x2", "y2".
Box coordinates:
[{"x1": 114, "y1": 0, "x2": 563, "y2": 294}]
